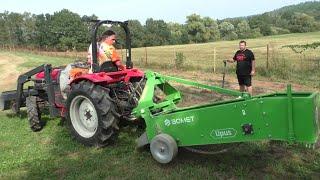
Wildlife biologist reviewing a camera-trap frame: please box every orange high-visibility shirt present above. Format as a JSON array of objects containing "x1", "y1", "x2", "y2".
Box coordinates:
[
  {"x1": 100, "y1": 43, "x2": 121, "y2": 65},
  {"x1": 87, "y1": 43, "x2": 107, "y2": 64}
]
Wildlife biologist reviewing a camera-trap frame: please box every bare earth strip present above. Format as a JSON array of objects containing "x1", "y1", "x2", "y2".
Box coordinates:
[
  {"x1": 154, "y1": 69, "x2": 312, "y2": 94},
  {"x1": 0, "y1": 54, "x2": 25, "y2": 91}
]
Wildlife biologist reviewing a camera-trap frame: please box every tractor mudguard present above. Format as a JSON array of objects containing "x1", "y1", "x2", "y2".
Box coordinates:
[{"x1": 69, "y1": 68, "x2": 144, "y2": 85}]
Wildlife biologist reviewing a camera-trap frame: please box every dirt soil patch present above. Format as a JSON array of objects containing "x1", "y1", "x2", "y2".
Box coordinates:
[{"x1": 0, "y1": 54, "x2": 25, "y2": 91}]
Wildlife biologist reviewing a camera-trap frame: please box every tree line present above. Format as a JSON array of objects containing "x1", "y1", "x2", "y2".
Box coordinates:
[{"x1": 1, "y1": 1, "x2": 320, "y2": 51}]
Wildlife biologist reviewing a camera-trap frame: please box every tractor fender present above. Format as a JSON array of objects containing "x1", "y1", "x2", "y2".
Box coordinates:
[
  {"x1": 69, "y1": 69, "x2": 144, "y2": 85},
  {"x1": 69, "y1": 72, "x2": 115, "y2": 85},
  {"x1": 123, "y1": 68, "x2": 145, "y2": 82}
]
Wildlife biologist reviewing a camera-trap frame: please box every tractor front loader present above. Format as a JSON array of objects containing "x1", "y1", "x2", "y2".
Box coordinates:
[{"x1": 1, "y1": 20, "x2": 319, "y2": 164}]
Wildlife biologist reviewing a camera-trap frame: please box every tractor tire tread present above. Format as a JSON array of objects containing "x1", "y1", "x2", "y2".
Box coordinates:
[
  {"x1": 67, "y1": 81, "x2": 118, "y2": 147},
  {"x1": 26, "y1": 96, "x2": 43, "y2": 132}
]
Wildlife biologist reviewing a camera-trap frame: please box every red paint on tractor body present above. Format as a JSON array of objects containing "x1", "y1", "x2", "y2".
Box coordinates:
[
  {"x1": 35, "y1": 68, "x2": 61, "y2": 81},
  {"x1": 34, "y1": 68, "x2": 144, "y2": 85},
  {"x1": 70, "y1": 68, "x2": 144, "y2": 85}
]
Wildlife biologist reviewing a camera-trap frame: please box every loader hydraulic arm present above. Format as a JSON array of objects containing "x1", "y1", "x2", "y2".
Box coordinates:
[{"x1": 13, "y1": 64, "x2": 58, "y2": 117}]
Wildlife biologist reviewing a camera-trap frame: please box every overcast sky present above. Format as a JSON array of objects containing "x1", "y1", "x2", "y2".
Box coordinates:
[{"x1": 0, "y1": 0, "x2": 315, "y2": 23}]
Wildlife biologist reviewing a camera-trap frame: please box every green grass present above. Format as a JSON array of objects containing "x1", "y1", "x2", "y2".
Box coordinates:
[
  {"x1": 0, "y1": 111, "x2": 319, "y2": 179},
  {"x1": 1, "y1": 32, "x2": 320, "y2": 179},
  {"x1": 0, "y1": 51, "x2": 74, "y2": 70}
]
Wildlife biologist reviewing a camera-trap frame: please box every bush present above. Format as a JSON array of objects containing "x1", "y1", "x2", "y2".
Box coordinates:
[
  {"x1": 174, "y1": 52, "x2": 186, "y2": 69},
  {"x1": 270, "y1": 55, "x2": 292, "y2": 80},
  {"x1": 270, "y1": 27, "x2": 291, "y2": 35}
]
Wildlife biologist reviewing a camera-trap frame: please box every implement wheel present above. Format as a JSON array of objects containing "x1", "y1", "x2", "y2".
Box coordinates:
[{"x1": 150, "y1": 134, "x2": 178, "y2": 164}]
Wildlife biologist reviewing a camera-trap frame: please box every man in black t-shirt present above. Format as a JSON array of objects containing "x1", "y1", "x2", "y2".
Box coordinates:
[{"x1": 227, "y1": 40, "x2": 255, "y2": 95}]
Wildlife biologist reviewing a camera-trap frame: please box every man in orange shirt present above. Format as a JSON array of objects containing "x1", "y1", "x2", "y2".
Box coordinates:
[{"x1": 87, "y1": 30, "x2": 126, "y2": 71}]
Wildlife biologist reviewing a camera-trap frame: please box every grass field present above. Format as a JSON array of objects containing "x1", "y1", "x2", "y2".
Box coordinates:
[
  {"x1": 0, "y1": 31, "x2": 320, "y2": 179},
  {"x1": 9, "y1": 31, "x2": 320, "y2": 87},
  {"x1": 131, "y1": 31, "x2": 320, "y2": 88}
]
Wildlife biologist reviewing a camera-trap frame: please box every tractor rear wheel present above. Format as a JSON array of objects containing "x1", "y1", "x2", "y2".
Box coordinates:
[
  {"x1": 66, "y1": 81, "x2": 118, "y2": 147},
  {"x1": 26, "y1": 96, "x2": 43, "y2": 132}
]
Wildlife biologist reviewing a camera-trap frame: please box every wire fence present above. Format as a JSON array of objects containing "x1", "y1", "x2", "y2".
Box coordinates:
[{"x1": 1, "y1": 43, "x2": 319, "y2": 87}]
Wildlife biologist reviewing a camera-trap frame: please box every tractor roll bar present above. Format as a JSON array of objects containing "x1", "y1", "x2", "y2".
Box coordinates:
[{"x1": 91, "y1": 20, "x2": 133, "y2": 72}]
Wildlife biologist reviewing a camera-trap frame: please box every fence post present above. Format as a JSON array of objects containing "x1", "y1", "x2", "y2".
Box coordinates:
[
  {"x1": 173, "y1": 47, "x2": 176, "y2": 67},
  {"x1": 213, "y1": 47, "x2": 216, "y2": 73},
  {"x1": 266, "y1": 44, "x2": 269, "y2": 70},
  {"x1": 145, "y1": 46, "x2": 148, "y2": 66}
]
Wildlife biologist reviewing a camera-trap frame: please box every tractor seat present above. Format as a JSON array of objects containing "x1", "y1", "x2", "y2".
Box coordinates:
[{"x1": 99, "y1": 61, "x2": 118, "y2": 73}]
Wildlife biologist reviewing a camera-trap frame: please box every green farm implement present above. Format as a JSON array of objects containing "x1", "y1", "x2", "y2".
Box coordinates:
[{"x1": 134, "y1": 71, "x2": 320, "y2": 163}]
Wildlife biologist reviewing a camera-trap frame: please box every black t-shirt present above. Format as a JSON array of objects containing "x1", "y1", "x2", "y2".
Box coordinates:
[{"x1": 233, "y1": 49, "x2": 255, "y2": 75}]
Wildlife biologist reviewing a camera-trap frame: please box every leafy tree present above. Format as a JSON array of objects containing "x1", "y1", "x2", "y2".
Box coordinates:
[
  {"x1": 249, "y1": 28, "x2": 263, "y2": 38},
  {"x1": 288, "y1": 12, "x2": 319, "y2": 33},
  {"x1": 270, "y1": 26, "x2": 290, "y2": 35},
  {"x1": 0, "y1": 12, "x2": 10, "y2": 46},
  {"x1": 186, "y1": 14, "x2": 220, "y2": 43},
  {"x1": 186, "y1": 14, "x2": 205, "y2": 43},
  {"x1": 144, "y1": 18, "x2": 171, "y2": 46},
  {"x1": 34, "y1": 14, "x2": 51, "y2": 48},
  {"x1": 128, "y1": 20, "x2": 145, "y2": 48},
  {"x1": 81, "y1": 14, "x2": 99, "y2": 45},
  {"x1": 219, "y1": 21, "x2": 238, "y2": 40},
  {"x1": 21, "y1": 12, "x2": 36, "y2": 46},
  {"x1": 5, "y1": 12, "x2": 25, "y2": 46},
  {"x1": 2, "y1": 1, "x2": 320, "y2": 50},
  {"x1": 236, "y1": 20, "x2": 251, "y2": 39},
  {"x1": 248, "y1": 13, "x2": 273, "y2": 36},
  {"x1": 50, "y1": 9, "x2": 88, "y2": 50},
  {"x1": 202, "y1": 16, "x2": 220, "y2": 41},
  {"x1": 168, "y1": 22, "x2": 189, "y2": 44}
]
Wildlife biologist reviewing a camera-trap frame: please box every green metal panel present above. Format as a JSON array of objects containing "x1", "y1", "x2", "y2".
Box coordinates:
[
  {"x1": 133, "y1": 71, "x2": 320, "y2": 147},
  {"x1": 145, "y1": 95, "x2": 317, "y2": 146}
]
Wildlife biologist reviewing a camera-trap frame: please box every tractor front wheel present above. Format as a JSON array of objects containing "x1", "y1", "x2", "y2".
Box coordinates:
[
  {"x1": 66, "y1": 81, "x2": 118, "y2": 147},
  {"x1": 26, "y1": 96, "x2": 43, "y2": 132}
]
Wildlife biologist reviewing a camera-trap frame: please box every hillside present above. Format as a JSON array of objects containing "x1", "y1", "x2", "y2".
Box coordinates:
[{"x1": 273, "y1": 1, "x2": 320, "y2": 20}]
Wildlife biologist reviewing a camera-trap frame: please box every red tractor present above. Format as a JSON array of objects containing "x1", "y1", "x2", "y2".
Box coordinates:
[{"x1": 0, "y1": 20, "x2": 145, "y2": 147}]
